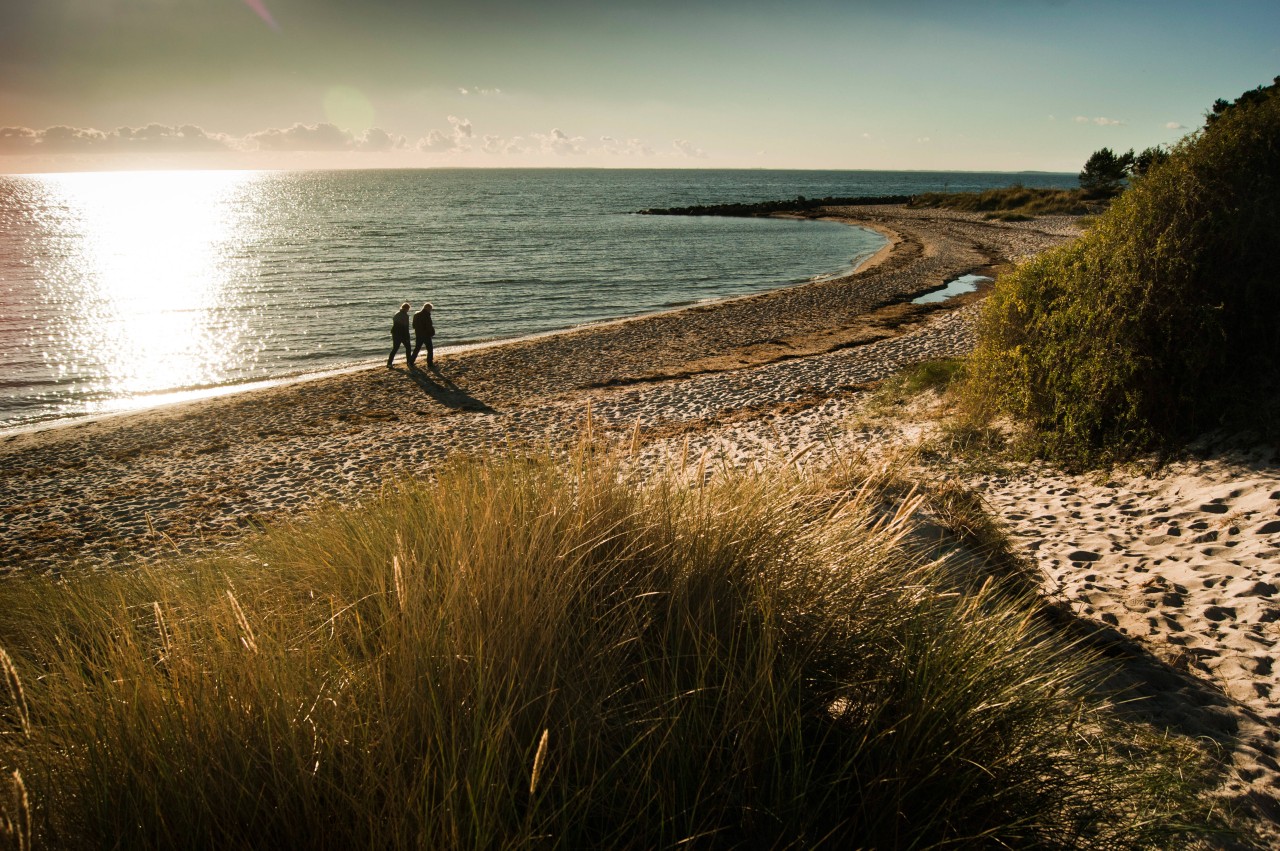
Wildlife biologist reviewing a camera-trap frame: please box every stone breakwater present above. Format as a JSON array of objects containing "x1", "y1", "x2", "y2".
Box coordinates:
[{"x1": 637, "y1": 194, "x2": 913, "y2": 217}]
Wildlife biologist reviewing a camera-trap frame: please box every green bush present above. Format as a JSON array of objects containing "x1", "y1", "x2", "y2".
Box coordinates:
[
  {"x1": 965, "y1": 83, "x2": 1280, "y2": 466},
  {"x1": 0, "y1": 451, "x2": 1215, "y2": 849},
  {"x1": 901, "y1": 357, "x2": 967, "y2": 394}
]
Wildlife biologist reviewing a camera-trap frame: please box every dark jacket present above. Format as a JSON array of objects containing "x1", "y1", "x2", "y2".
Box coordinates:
[
  {"x1": 392, "y1": 310, "x2": 411, "y2": 341},
  {"x1": 412, "y1": 309, "x2": 434, "y2": 340}
]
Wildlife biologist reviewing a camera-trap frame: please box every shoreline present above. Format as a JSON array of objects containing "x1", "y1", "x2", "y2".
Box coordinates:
[
  {"x1": 1, "y1": 218, "x2": 892, "y2": 441},
  {"x1": 1, "y1": 205, "x2": 1080, "y2": 572}
]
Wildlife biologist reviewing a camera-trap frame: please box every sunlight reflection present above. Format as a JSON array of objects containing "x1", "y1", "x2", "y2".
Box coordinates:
[{"x1": 33, "y1": 170, "x2": 263, "y2": 409}]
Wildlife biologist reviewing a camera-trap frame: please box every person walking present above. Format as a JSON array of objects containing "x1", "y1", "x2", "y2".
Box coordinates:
[
  {"x1": 411, "y1": 302, "x2": 435, "y2": 369},
  {"x1": 388, "y1": 302, "x2": 412, "y2": 367}
]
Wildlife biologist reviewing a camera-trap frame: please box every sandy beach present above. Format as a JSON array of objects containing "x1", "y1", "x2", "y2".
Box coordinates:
[
  {"x1": 0, "y1": 205, "x2": 1073, "y2": 572},
  {"x1": 4, "y1": 203, "x2": 1280, "y2": 843}
]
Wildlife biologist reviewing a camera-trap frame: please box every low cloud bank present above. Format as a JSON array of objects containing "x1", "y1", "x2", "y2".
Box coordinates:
[
  {"x1": 0, "y1": 120, "x2": 708, "y2": 161},
  {"x1": 0, "y1": 124, "x2": 236, "y2": 153},
  {"x1": 247, "y1": 123, "x2": 408, "y2": 152}
]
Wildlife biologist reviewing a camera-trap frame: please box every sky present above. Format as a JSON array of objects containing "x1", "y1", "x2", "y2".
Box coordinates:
[{"x1": 1, "y1": 0, "x2": 1278, "y2": 173}]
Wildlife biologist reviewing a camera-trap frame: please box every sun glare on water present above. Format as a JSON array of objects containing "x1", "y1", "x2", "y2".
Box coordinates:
[{"x1": 28, "y1": 170, "x2": 265, "y2": 412}]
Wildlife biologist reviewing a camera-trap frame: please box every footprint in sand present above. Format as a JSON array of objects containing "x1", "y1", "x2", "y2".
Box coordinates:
[
  {"x1": 1204, "y1": 605, "x2": 1238, "y2": 622},
  {"x1": 1234, "y1": 581, "x2": 1279, "y2": 598}
]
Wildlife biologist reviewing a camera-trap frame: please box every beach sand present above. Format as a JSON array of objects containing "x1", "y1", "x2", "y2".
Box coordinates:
[
  {"x1": 4, "y1": 204, "x2": 1279, "y2": 843},
  {"x1": 0, "y1": 205, "x2": 1072, "y2": 572}
]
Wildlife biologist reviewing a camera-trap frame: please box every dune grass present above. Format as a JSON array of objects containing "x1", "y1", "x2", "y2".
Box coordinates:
[
  {"x1": 908, "y1": 186, "x2": 1094, "y2": 219},
  {"x1": 0, "y1": 446, "x2": 1218, "y2": 849}
]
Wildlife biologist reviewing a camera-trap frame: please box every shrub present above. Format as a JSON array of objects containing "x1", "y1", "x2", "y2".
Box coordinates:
[{"x1": 965, "y1": 82, "x2": 1280, "y2": 466}]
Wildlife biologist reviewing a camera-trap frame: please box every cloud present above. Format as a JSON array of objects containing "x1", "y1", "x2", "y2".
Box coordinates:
[
  {"x1": 500, "y1": 136, "x2": 531, "y2": 155},
  {"x1": 1165, "y1": 121, "x2": 1187, "y2": 130},
  {"x1": 599, "y1": 135, "x2": 655, "y2": 157},
  {"x1": 0, "y1": 122, "x2": 414, "y2": 156},
  {"x1": 672, "y1": 138, "x2": 708, "y2": 158},
  {"x1": 1074, "y1": 115, "x2": 1124, "y2": 126},
  {"x1": 246, "y1": 122, "x2": 358, "y2": 151},
  {"x1": 531, "y1": 128, "x2": 587, "y2": 156},
  {"x1": 417, "y1": 115, "x2": 473, "y2": 153},
  {"x1": 0, "y1": 119, "x2": 676, "y2": 164},
  {"x1": 41, "y1": 126, "x2": 111, "y2": 151},
  {"x1": 118, "y1": 124, "x2": 236, "y2": 151},
  {"x1": 0, "y1": 127, "x2": 39, "y2": 152},
  {"x1": 418, "y1": 129, "x2": 458, "y2": 152},
  {"x1": 458, "y1": 87, "x2": 502, "y2": 96},
  {"x1": 355, "y1": 127, "x2": 407, "y2": 152},
  {"x1": 916, "y1": 136, "x2": 931, "y2": 143},
  {"x1": 0, "y1": 123, "x2": 236, "y2": 153}
]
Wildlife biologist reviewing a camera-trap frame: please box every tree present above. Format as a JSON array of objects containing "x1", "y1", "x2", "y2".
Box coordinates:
[
  {"x1": 1078, "y1": 147, "x2": 1134, "y2": 195},
  {"x1": 1206, "y1": 75, "x2": 1280, "y2": 125},
  {"x1": 1131, "y1": 146, "x2": 1169, "y2": 178}
]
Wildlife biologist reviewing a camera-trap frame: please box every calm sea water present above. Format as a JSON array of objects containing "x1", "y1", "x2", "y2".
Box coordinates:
[{"x1": 0, "y1": 168, "x2": 1074, "y2": 430}]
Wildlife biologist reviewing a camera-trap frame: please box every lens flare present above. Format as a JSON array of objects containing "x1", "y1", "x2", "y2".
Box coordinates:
[{"x1": 241, "y1": 0, "x2": 279, "y2": 31}]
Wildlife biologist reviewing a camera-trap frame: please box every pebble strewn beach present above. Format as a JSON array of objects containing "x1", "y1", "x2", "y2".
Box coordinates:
[
  {"x1": 0, "y1": 206, "x2": 1070, "y2": 572},
  {"x1": 5, "y1": 204, "x2": 1280, "y2": 843}
]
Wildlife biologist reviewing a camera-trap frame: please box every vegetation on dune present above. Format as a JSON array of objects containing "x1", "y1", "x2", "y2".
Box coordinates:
[
  {"x1": 963, "y1": 77, "x2": 1280, "y2": 467},
  {"x1": 1076, "y1": 147, "x2": 1171, "y2": 197},
  {"x1": 1077, "y1": 147, "x2": 1135, "y2": 196},
  {"x1": 0, "y1": 447, "x2": 1218, "y2": 850},
  {"x1": 907, "y1": 185, "x2": 1095, "y2": 219},
  {"x1": 1207, "y1": 75, "x2": 1280, "y2": 124},
  {"x1": 876, "y1": 357, "x2": 969, "y2": 399}
]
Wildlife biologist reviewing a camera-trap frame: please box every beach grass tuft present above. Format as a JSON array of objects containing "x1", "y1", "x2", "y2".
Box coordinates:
[
  {"x1": 0, "y1": 649, "x2": 29, "y2": 741},
  {"x1": 0, "y1": 446, "x2": 1219, "y2": 848},
  {"x1": 0, "y1": 769, "x2": 31, "y2": 851}
]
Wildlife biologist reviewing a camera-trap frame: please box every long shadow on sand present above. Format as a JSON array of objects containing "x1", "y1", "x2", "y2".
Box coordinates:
[
  {"x1": 1045, "y1": 608, "x2": 1280, "y2": 847},
  {"x1": 404, "y1": 365, "x2": 496, "y2": 413},
  {"x1": 916, "y1": 524, "x2": 1275, "y2": 847}
]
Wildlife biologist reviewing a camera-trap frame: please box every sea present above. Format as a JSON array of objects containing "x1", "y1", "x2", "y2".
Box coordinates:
[{"x1": 0, "y1": 168, "x2": 1075, "y2": 431}]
